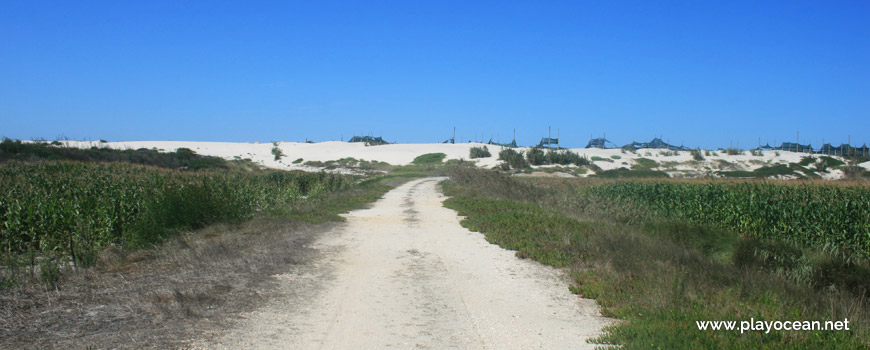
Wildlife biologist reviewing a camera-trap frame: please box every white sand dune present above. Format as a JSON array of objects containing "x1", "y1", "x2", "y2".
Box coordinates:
[{"x1": 57, "y1": 140, "x2": 857, "y2": 179}]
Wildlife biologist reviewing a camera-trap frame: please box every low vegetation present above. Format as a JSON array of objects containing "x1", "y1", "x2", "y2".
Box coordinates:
[
  {"x1": 498, "y1": 148, "x2": 528, "y2": 170},
  {"x1": 691, "y1": 148, "x2": 705, "y2": 161},
  {"x1": 0, "y1": 138, "x2": 239, "y2": 170},
  {"x1": 593, "y1": 168, "x2": 669, "y2": 178},
  {"x1": 588, "y1": 181, "x2": 870, "y2": 261},
  {"x1": 304, "y1": 157, "x2": 391, "y2": 172},
  {"x1": 271, "y1": 145, "x2": 284, "y2": 161},
  {"x1": 469, "y1": 146, "x2": 491, "y2": 159},
  {"x1": 411, "y1": 152, "x2": 446, "y2": 165},
  {"x1": 0, "y1": 161, "x2": 355, "y2": 286},
  {"x1": 502, "y1": 148, "x2": 589, "y2": 169},
  {"x1": 442, "y1": 167, "x2": 868, "y2": 349},
  {"x1": 719, "y1": 164, "x2": 796, "y2": 178}
]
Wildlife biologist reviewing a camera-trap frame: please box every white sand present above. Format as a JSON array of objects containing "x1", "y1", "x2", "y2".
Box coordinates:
[{"x1": 55, "y1": 140, "x2": 855, "y2": 179}]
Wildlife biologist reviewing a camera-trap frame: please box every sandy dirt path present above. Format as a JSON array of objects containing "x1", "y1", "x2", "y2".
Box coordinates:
[{"x1": 194, "y1": 177, "x2": 610, "y2": 349}]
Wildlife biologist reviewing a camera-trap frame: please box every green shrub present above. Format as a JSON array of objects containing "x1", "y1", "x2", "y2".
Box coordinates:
[
  {"x1": 469, "y1": 146, "x2": 491, "y2": 159},
  {"x1": 819, "y1": 156, "x2": 845, "y2": 168},
  {"x1": 632, "y1": 158, "x2": 658, "y2": 170},
  {"x1": 498, "y1": 149, "x2": 528, "y2": 169},
  {"x1": 271, "y1": 146, "x2": 284, "y2": 161},
  {"x1": 411, "y1": 153, "x2": 446, "y2": 165},
  {"x1": 525, "y1": 148, "x2": 545, "y2": 165},
  {"x1": 590, "y1": 156, "x2": 613, "y2": 163},
  {"x1": 724, "y1": 148, "x2": 741, "y2": 155},
  {"x1": 691, "y1": 149, "x2": 705, "y2": 161},
  {"x1": 545, "y1": 150, "x2": 589, "y2": 166}
]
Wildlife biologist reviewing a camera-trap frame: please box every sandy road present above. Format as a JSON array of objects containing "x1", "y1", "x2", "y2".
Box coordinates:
[{"x1": 195, "y1": 177, "x2": 610, "y2": 349}]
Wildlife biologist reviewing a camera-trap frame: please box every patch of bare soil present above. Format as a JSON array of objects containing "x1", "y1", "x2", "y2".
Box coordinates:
[{"x1": 0, "y1": 218, "x2": 334, "y2": 349}]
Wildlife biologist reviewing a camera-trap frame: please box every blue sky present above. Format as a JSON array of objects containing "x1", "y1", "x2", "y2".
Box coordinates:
[{"x1": 1, "y1": 1, "x2": 868, "y2": 148}]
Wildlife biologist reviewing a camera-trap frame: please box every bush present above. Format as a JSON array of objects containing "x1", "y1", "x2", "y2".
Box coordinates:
[
  {"x1": 724, "y1": 148, "x2": 742, "y2": 155},
  {"x1": 691, "y1": 149, "x2": 705, "y2": 161},
  {"x1": 545, "y1": 150, "x2": 589, "y2": 166},
  {"x1": 469, "y1": 146, "x2": 491, "y2": 159},
  {"x1": 498, "y1": 149, "x2": 528, "y2": 169},
  {"x1": 525, "y1": 147, "x2": 545, "y2": 165},
  {"x1": 412, "y1": 153, "x2": 446, "y2": 165},
  {"x1": 271, "y1": 146, "x2": 284, "y2": 161}
]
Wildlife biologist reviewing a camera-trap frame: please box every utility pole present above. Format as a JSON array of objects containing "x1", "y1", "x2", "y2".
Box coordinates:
[
  {"x1": 557, "y1": 128, "x2": 560, "y2": 149},
  {"x1": 796, "y1": 130, "x2": 800, "y2": 152},
  {"x1": 548, "y1": 126, "x2": 551, "y2": 149}
]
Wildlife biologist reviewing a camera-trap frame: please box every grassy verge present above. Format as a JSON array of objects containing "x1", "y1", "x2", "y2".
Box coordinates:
[{"x1": 442, "y1": 167, "x2": 868, "y2": 349}]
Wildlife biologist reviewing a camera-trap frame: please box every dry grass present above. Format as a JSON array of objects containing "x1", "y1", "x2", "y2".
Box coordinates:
[{"x1": 0, "y1": 217, "x2": 335, "y2": 349}]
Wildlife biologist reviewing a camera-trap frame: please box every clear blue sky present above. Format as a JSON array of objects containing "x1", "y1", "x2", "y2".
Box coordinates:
[{"x1": 2, "y1": 1, "x2": 868, "y2": 148}]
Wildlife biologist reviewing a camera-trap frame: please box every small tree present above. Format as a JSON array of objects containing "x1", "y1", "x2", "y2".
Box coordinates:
[{"x1": 271, "y1": 146, "x2": 284, "y2": 161}]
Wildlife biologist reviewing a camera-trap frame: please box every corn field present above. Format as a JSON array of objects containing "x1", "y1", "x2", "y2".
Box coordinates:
[
  {"x1": 586, "y1": 181, "x2": 870, "y2": 259},
  {"x1": 0, "y1": 161, "x2": 355, "y2": 281}
]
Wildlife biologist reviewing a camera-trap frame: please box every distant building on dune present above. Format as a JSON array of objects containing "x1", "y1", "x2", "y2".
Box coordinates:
[
  {"x1": 488, "y1": 138, "x2": 518, "y2": 148},
  {"x1": 623, "y1": 138, "x2": 688, "y2": 151},
  {"x1": 778, "y1": 142, "x2": 812, "y2": 153},
  {"x1": 820, "y1": 143, "x2": 867, "y2": 157},
  {"x1": 348, "y1": 136, "x2": 389, "y2": 145},
  {"x1": 585, "y1": 137, "x2": 618, "y2": 149},
  {"x1": 537, "y1": 137, "x2": 559, "y2": 149}
]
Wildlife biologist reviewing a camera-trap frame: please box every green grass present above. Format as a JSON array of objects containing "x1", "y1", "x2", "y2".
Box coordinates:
[
  {"x1": 442, "y1": 167, "x2": 868, "y2": 349},
  {"x1": 411, "y1": 152, "x2": 447, "y2": 165},
  {"x1": 633, "y1": 157, "x2": 659, "y2": 170}
]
